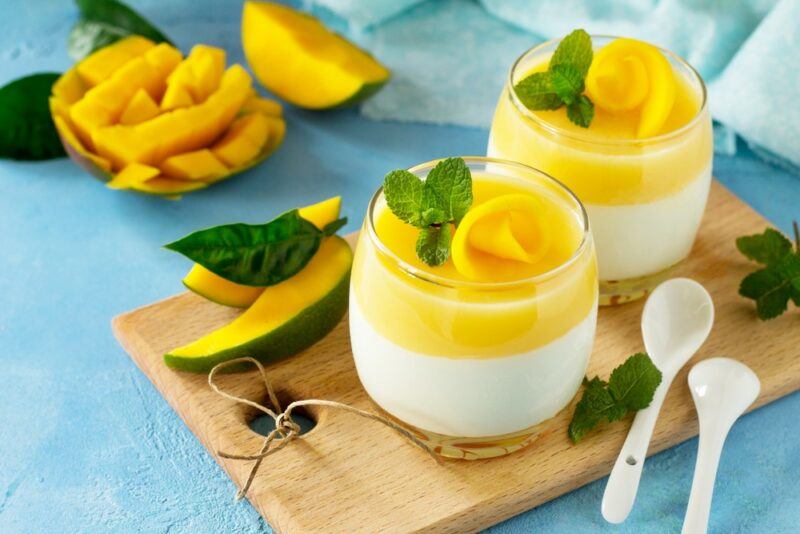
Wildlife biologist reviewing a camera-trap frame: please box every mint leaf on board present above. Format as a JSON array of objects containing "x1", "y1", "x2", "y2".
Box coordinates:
[
  {"x1": 512, "y1": 28, "x2": 595, "y2": 128},
  {"x1": 567, "y1": 94, "x2": 595, "y2": 128},
  {"x1": 513, "y1": 72, "x2": 562, "y2": 111},
  {"x1": 69, "y1": 0, "x2": 173, "y2": 60},
  {"x1": 0, "y1": 73, "x2": 66, "y2": 160},
  {"x1": 423, "y1": 157, "x2": 473, "y2": 224},
  {"x1": 416, "y1": 224, "x2": 452, "y2": 267},
  {"x1": 165, "y1": 210, "x2": 346, "y2": 286},
  {"x1": 382, "y1": 157, "x2": 474, "y2": 266},
  {"x1": 384, "y1": 169, "x2": 425, "y2": 227},
  {"x1": 737, "y1": 223, "x2": 800, "y2": 320},
  {"x1": 568, "y1": 353, "x2": 662, "y2": 443},
  {"x1": 550, "y1": 28, "x2": 594, "y2": 77}
]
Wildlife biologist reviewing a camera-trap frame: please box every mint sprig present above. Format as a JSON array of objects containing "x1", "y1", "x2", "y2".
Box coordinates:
[
  {"x1": 737, "y1": 222, "x2": 800, "y2": 320},
  {"x1": 383, "y1": 157, "x2": 473, "y2": 266},
  {"x1": 568, "y1": 353, "x2": 662, "y2": 443},
  {"x1": 514, "y1": 29, "x2": 595, "y2": 128}
]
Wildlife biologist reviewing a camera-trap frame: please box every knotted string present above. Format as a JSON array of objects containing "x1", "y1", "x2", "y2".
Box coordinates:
[{"x1": 208, "y1": 357, "x2": 441, "y2": 500}]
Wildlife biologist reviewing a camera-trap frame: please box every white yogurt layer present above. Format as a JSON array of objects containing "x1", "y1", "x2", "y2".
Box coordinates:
[
  {"x1": 588, "y1": 166, "x2": 712, "y2": 281},
  {"x1": 349, "y1": 297, "x2": 597, "y2": 438}
]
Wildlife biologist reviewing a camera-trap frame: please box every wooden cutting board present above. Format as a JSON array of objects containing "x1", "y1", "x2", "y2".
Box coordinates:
[{"x1": 113, "y1": 180, "x2": 800, "y2": 533}]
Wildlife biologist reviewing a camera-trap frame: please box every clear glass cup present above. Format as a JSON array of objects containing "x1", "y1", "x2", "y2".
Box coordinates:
[
  {"x1": 349, "y1": 157, "x2": 598, "y2": 459},
  {"x1": 488, "y1": 36, "x2": 713, "y2": 305}
]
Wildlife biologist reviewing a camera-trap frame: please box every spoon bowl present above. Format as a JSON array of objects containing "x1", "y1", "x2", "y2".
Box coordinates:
[{"x1": 642, "y1": 278, "x2": 715, "y2": 374}]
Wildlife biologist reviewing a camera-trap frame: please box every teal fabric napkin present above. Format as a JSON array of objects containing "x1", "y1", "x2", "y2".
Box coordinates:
[{"x1": 304, "y1": 0, "x2": 800, "y2": 170}]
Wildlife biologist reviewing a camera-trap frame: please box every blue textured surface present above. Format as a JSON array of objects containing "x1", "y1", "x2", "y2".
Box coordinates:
[{"x1": 0, "y1": 1, "x2": 798, "y2": 532}]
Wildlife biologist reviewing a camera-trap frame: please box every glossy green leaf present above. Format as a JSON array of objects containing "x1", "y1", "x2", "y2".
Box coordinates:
[
  {"x1": 0, "y1": 73, "x2": 66, "y2": 160},
  {"x1": 69, "y1": 0, "x2": 173, "y2": 60}
]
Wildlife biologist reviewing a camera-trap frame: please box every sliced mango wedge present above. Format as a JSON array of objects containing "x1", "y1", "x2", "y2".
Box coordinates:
[
  {"x1": 165, "y1": 235, "x2": 352, "y2": 372},
  {"x1": 51, "y1": 37, "x2": 287, "y2": 197},
  {"x1": 242, "y1": 1, "x2": 389, "y2": 109},
  {"x1": 182, "y1": 196, "x2": 342, "y2": 307}
]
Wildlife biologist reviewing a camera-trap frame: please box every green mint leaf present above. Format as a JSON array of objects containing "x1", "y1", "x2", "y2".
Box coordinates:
[
  {"x1": 739, "y1": 253, "x2": 800, "y2": 320},
  {"x1": 383, "y1": 169, "x2": 426, "y2": 227},
  {"x1": 550, "y1": 64, "x2": 584, "y2": 105},
  {"x1": 566, "y1": 94, "x2": 594, "y2": 128},
  {"x1": 513, "y1": 72, "x2": 562, "y2": 111},
  {"x1": 416, "y1": 224, "x2": 452, "y2": 267},
  {"x1": 421, "y1": 205, "x2": 447, "y2": 226},
  {"x1": 0, "y1": 73, "x2": 66, "y2": 161},
  {"x1": 165, "y1": 209, "x2": 324, "y2": 286},
  {"x1": 423, "y1": 157, "x2": 473, "y2": 224},
  {"x1": 322, "y1": 217, "x2": 347, "y2": 236},
  {"x1": 550, "y1": 28, "x2": 593, "y2": 78},
  {"x1": 736, "y1": 228, "x2": 793, "y2": 266},
  {"x1": 568, "y1": 353, "x2": 662, "y2": 443},
  {"x1": 70, "y1": 0, "x2": 173, "y2": 61},
  {"x1": 608, "y1": 353, "x2": 663, "y2": 411}
]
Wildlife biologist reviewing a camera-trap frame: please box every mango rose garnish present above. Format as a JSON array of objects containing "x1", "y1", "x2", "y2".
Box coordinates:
[
  {"x1": 49, "y1": 36, "x2": 286, "y2": 196},
  {"x1": 451, "y1": 194, "x2": 552, "y2": 281},
  {"x1": 586, "y1": 38, "x2": 676, "y2": 138}
]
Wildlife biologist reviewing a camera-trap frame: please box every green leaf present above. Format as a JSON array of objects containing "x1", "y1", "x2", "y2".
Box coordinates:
[
  {"x1": 550, "y1": 28, "x2": 593, "y2": 78},
  {"x1": 69, "y1": 0, "x2": 173, "y2": 61},
  {"x1": 383, "y1": 169, "x2": 426, "y2": 227},
  {"x1": 322, "y1": 217, "x2": 348, "y2": 236},
  {"x1": 165, "y1": 210, "x2": 325, "y2": 286},
  {"x1": 550, "y1": 64, "x2": 584, "y2": 105},
  {"x1": 513, "y1": 71, "x2": 562, "y2": 111},
  {"x1": 0, "y1": 73, "x2": 66, "y2": 161},
  {"x1": 416, "y1": 224, "x2": 452, "y2": 267},
  {"x1": 566, "y1": 94, "x2": 594, "y2": 128},
  {"x1": 568, "y1": 377, "x2": 617, "y2": 443},
  {"x1": 736, "y1": 228, "x2": 793, "y2": 266},
  {"x1": 608, "y1": 353, "x2": 663, "y2": 411},
  {"x1": 423, "y1": 157, "x2": 473, "y2": 224},
  {"x1": 739, "y1": 253, "x2": 800, "y2": 320}
]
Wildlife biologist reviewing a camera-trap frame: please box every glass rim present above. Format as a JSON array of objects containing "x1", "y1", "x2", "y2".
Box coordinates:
[
  {"x1": 506, "y1": 34, "x2": 709, "y2": 147},
  {"x1": 365, "y1": 156, "x2": 591, "y2": 290}
]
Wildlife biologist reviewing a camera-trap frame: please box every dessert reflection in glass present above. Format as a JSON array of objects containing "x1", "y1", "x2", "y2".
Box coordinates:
[
  {"x1": 489, "y1": 36, "x2": 713, "y2": 304},
  {"x1": 350, "y1": 157, "x2": 597, "y2": 459}
]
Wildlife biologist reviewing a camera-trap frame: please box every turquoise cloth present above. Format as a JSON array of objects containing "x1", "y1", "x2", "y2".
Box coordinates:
[{"x1": 308, "y1": 0, "x2": 800, "y2": 169}]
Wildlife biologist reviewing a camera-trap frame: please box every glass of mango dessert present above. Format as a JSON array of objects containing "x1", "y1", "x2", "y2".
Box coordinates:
[
  {"x1": 350, "y1": 157, "x2": 597, "y2": 459},
  {"x1": 488, "y1": 33, "x2": 712, "y2": 304}
]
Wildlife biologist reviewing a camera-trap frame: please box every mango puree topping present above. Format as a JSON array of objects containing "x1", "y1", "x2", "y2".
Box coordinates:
[{"x1": 352, "y1": 175, "x2": 597, "y2": 358}]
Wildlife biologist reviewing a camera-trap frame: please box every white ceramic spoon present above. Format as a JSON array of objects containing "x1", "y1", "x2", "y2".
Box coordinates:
[
  {"x1": 602, "y1": 278, "x2": 714, "y2": 524},
  {"x1": 681, "y1": 358, "x2": 760, "y2": 534}
]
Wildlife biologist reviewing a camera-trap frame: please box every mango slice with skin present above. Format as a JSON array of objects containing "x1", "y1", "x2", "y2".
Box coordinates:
[
  {"x1": 242, "y1": 1, "x2": 389, "y2": 109},
  {"x1": 452, "y1": 194, "x2": 551, "y2": 281},
  {"x1": 165, "y1": 235, "x2": 352, "y2": 372},
  {"x1": 161, "y1": 149, "x2": 228, "y2": 181},
  {"x1": 52, "y1": 39, "x2": 285, "y2": 196},
  {"x1": 120, "y1": 88, "x2": 161, "y2": 125},
  {"x1": 586, "y1": 38, "x2": 676, "y2": 138},
  {"x1": 212, "y1": 113, "x2": 269, "y2": 167},
  {"x1": 76, "y1": 35, "x2": 155, "y2": 87},
  {"x1": 182, "y1": 197, "x2": 342, "y2": 307}
]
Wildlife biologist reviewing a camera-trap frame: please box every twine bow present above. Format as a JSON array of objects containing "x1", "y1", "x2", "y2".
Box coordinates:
[{"x1": 208, "y1": 357, "x2": 441, "y2": 500}]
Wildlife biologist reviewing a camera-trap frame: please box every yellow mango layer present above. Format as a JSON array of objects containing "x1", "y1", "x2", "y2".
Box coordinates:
[
  {"x1": 119, "y1": 89, "x2": 161, "y2": 125},
  {"x1": 211, "y1": 112, "x2": 268, "y2": 167},
  {"x1": 92, "y1": 64, "x2": 252, "y2": 169},
  {"x1": 161, "y1": 149, "x2": 228, "y2": 181},
  {"x1": 75, "y1": 35, "x2": 155, "y2": 87},
  {"x1": 352, "y1": 174, "x2": 597, "y2": 357}
]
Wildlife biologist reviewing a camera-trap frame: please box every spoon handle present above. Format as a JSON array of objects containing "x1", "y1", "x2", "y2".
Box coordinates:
[
  {"x1": 681, "y1": 423, "x2": 729, "y2": 534},
  {"x1": 601, "y1": 379, "x2": 671, "y2": 523}
]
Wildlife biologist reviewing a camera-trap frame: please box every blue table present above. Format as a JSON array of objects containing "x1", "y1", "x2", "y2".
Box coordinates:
[{"x1": 1, "y1": 1, "x2": 798, "y2": 532}]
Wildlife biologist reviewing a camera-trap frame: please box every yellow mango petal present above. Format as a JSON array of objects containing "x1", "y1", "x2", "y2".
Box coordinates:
[
  {"x1": 107, "y1": 163, "x2": 160, "y2": 190},
  {"x1": 211, "y1": 113, "x2": 268, "y2": 167},
  {"x1": 452, "y1": 194, "x2": 550, "y2": 281},
  {"x1": 119, "y1": 88, "x2": 161, "y2": 125},
  {"x1": 637, "y1": 50, "x2": 676, "y2": 138},
  {"x1": 160, "y1": 149, "x2": 229, "y2": 181},
  {"x1": 75, "y1": 35, "x2": 155, "y2": 87},
  {"x1": 52, "y1": 69, "x2": 86, "y2": 105},
  {"x1": 160, "y1": 83, "x2": 194, "y2": 110}
]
